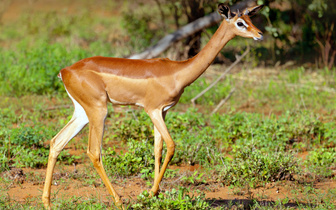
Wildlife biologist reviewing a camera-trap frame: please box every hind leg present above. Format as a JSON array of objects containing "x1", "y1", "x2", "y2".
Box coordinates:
[
  {"x1": 56, "y1": 69, "x2": 122, "y2": 207},
  {"x1": 85, "y1": 103, "x2": 122, "y2": 206},
  {"x1": 42, "y1": 91, "x2": 89, "y2": 209}
]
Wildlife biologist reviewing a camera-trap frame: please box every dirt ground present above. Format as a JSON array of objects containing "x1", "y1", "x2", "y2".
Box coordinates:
[
  {"x1": 3, "y1": 160, "x2": 336, "y2": 208},
  {"x1": 2, "y1": 0, "x2": 336, "y2": 208}
]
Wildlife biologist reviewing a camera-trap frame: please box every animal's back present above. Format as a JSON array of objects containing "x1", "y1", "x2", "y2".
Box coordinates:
[{"x1": 59, "y1": 56, "x2": 184, "y2": 80}]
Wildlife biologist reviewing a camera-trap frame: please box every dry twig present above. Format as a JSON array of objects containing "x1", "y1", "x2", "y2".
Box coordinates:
[
  {"x1": 211, "y1": 88, "x2": 236, "y2": 114},
  {"x1": 45, "y1": 105, "x2": 72, "y2": 111},
  {"x1": 191, "y1": 47, "x2": 250, "y2": 106}
]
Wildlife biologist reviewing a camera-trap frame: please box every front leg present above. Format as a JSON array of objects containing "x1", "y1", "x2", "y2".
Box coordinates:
[
  {"x1": 152, "y1": 111, "x2": 166, "y2": 194},
  {"x1": 148, "y1": 109, "x2": 174, "y2": 195},
  {"x1": 153, "y1": 125, "x2": 163, "y2": 191}
]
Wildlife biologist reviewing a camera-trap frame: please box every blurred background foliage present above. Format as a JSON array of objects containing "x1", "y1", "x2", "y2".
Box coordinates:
[
  {"x1": 0, "y1": 0, "x2": 335, "y2": 96},
  {"x1": 121, "y1": 0, "x2": 336, "y2": 67}
]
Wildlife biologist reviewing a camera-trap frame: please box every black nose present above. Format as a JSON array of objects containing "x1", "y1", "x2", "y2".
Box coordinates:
[{"x1": 258, "y1": 32, "x2": 263, "y2": 36}]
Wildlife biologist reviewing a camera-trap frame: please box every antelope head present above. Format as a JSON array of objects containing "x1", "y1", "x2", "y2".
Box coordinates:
[{"x1": 218, "y1": 3, "x2": 264, "y2": 40}]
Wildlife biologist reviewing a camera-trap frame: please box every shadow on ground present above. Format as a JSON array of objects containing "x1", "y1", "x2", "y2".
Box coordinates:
[{"x1": 207, "y1": 199, "x2": 315, "y2": 209}]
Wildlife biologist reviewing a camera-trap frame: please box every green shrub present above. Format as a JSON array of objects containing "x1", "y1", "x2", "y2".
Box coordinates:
[
  {"x1": 103, "y1": 139, "x2": 155, "y2": 178},
  {"x1": 181, "y1": 171, "x2": 206, "y2": 185},
  {"x1": 11, "y1": 146, "x2": 49, "y2": 168},
  {"x1": 0, "y1": 42, "x2": 90, "y2": 96},
  {"x1": 305, "y1": 148, "x2": 336, "y2": 178},
  {"x1": 218, "y1": 147, "x2": 299, "y2": 187},
  {"x1": 210, "y1": 111, "x2": 330, "y2": 152},
  {"x1": 11, "y1": 126, "x2": 44, "y2": 148},
  {"x1": 0, "y1": 147, "x2": 9, "y2": 172},
  {"x1": 1, "y1": 125, "x2": 77, "y2": 169},
  {"x1": 109, "y1": 111, "x2": 153, "y2": 142},
  {"x1": 132, "y1": 187, "x2": 210, "y2": 210},
  {"x1": 167, "y1": 109, "x2": 215, "y2": 166}
]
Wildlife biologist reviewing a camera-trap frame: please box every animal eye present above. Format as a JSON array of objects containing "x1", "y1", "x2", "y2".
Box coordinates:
[{"x1": 237, "y1": 22, "x2": 244, "y2": 27}]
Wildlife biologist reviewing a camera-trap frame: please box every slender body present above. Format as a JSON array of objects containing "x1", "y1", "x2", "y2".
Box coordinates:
[{"x1": 42, "y1": 4, "x2": 264, "y2": 209}]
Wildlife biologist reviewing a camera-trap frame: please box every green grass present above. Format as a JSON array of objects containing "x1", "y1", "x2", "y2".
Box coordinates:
[
  {"x1": 1, "y1": 2, "x2": 336, "y2": 209},
  {"x1": 305, "y1": 148, "x2": 336, "y2": 178},
  {"x1": 103, "y1": 139, "x2": 155, "y2": 179},
  {"x1": 1, "y1": 69, "x2": 336, "y2": 208}
]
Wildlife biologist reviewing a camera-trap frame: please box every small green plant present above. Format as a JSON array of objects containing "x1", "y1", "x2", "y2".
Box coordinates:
[
  {"x1": 209, "y1": 110, "x2": 331, "y2": 152},
  {"x1": 11, "y1": 126, "x2": 44, "y2": 148},
  {"x1": 218, "y1": 147, "x2": 299, "y2": 187},
  {"x1": 2, "y1": 125, "x2": 77, "y2": 169},
  {"x1": 52, "y1": 195, "x2": 112, "y2": 210},
  {"x1": 131, "y1": 187, "x2": 210, "y2": 210},
  {"x1": 103, "y1": 139, "x2": 155, "y2": 178},
  {"x1": 181, "y1": 171, "x2": 206, "y2": 185},
  {"x1": 305, "y1": 148, "x2": 336, "y2": 178},
  {"x1": 0, "y1": 147, "x2": 9, "y2": 172},
  {"x1": 110, "y1": 111, "x2": 153, "y2": 142},
  {"x1": 0, "y1": 42, "x2": 92, "y2": 96}
]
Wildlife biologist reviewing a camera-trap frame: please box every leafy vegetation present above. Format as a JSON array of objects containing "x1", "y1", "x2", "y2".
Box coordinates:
[
  {"x1": 1, "y1": 72, "x2": 336, "y2": 208},
  {"x1": 305, "y1": 148, "x2": 336, "y2": 178},
  {"x1": 0, "y1": 0, "x2": 336, "y2": 209},
  {"x1": 0, "y1": 125, "x2": 77, "y2": 170},
  {"x1": 104, "y1": 139, "x2": 155, "y2": 179},
  {"x1": 218, "y1": 148, "x2": 299, "y2": 187},
  {"x1": 0, "y1": 42, "x2": 88, "y2": 95},
  {"x1": 132, "y1": 188, "x2": 210, "y2": 210}
]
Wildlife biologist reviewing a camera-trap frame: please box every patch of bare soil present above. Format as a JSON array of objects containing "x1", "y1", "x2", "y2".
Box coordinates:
[
  {"x1": 3, "y1": 161, "x2": 336, "y2": 208},
  {"x1": 1, "y1": 1, "x2": 336, "y2": 208},
  {"x1": 4, "y1": 165, "x2": 147, "y2": 204}
]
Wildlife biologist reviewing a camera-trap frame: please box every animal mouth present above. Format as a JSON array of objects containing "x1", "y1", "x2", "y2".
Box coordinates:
[
  {"x1": 254, "y1": 32, "x2": 263, "y2": 41},
  {"x1": 253, "y1": 35, "x2": 263, "y2": 41}
]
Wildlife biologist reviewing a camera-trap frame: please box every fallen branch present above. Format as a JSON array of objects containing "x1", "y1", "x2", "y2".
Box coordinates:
[
  {"x1": 191, "y1": 47, "x2": 250, "y2": 106},
  {"x1": 211, "y1": 88, "x2": 236, "y2": 114},
  {"x1": 128, "y1": 13, "x2": 221, "y2": 59},
  {"x1": 128, "y1": 0, "x2": 257, "y2": 59}
]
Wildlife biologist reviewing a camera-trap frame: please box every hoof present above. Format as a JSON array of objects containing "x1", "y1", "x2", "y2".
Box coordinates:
[
  {"x1": 42, "y1": 197, "x2": 51, "y2": 210},
  {"x1": 113, "y1": 197, "x2": 124, "y2": 209},
  {"x1": 149, "y1": 187, "x2": 160, "y2": 197},
  {"x1": 114, "y1": 202, "x2": 125, "y2": 210}
]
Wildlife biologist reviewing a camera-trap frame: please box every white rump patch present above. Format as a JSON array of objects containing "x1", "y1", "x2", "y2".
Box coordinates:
[
  {"x1": 52, "y1": 88, "x2": 89, "y2": 150},
  {"x1": 68, "y1": 93, "x2": 89, "y2": 123},
  {"x1": 64, "y1": 89, "x2": 89, "y2": 139}
]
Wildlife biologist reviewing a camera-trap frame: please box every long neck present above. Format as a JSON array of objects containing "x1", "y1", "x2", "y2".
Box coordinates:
[{"x1": 179, "y1": 20, "x2": 235, "y2": 87}]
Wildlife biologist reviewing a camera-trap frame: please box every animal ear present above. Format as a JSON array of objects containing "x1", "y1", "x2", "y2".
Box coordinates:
[
  {"x1": 243, "y1": 5, "x2": 264, "y2": 16},
  {"x1": 218, "y1": 4, "x2": 234, "y2": 20}
]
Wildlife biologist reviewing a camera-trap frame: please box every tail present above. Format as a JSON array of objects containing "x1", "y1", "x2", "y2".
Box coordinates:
[{"x1": 57, "y1": 69, "x2": 65, "y2": 79}]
